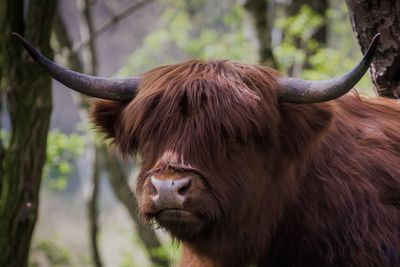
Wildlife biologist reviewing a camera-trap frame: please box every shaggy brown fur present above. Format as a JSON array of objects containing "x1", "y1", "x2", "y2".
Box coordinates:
[{"x1": 91, "y1": 60, "x2": 400, "y2": 267}]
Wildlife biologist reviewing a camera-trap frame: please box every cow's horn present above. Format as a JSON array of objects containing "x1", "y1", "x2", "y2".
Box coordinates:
[
  {"x1": 278, "y1": 33, "x2": 380, "y2": 103},
  {"x1": 12, "y1": 33, "x2": 139, "y2": 101}
]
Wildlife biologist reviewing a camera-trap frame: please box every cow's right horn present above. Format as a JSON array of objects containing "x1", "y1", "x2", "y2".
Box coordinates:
[
  {"x1": 12, "y1": 33, "x2": 139, "y2": 101},
  {"x1": 277, "y1": 33, "x2": 380, "y2": 103}
]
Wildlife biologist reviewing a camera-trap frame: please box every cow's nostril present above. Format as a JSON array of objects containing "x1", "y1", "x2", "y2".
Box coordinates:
[
  {"x1": 177, "y1": 179, "x2": 192, "y2": 195},
  {"x1": 149, "y1": 181, "x2": 158, "y2": 195}
]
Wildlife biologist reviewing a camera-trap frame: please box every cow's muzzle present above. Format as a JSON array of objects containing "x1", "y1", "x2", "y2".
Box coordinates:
[{"x1": 150, "y1": 176, "x2": 192, "y2": 209}]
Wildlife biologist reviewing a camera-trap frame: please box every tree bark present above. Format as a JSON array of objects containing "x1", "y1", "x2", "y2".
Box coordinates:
[
  {"x1": 0, "y1": 0, "x2": 56, "y2": 266},
  {"x1": 0, "y1": 46, "x2": 3, "y2": 193},
  {"x1": 244, "y1": 0, "x2": 278, "y2": 68},
  {"x1": 345, "y1": 0, "x2": 400, "y2": 98}
]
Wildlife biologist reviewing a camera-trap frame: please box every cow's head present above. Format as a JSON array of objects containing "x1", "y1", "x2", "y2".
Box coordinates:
[
  {"x1": 94, "y1": 61, "x2": 284, "y2": 240},
  {"x1": 14, "y1": 33, "x2": 379, "y2": 241}
]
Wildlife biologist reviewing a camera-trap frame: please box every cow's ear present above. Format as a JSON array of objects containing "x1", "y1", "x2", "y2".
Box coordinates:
[
  {"x1": 91, "y1": 100, "x2": 128, "y2": 140},
  {"x1": 278, "y1": 103, "x2": 334, "y2": 158}
]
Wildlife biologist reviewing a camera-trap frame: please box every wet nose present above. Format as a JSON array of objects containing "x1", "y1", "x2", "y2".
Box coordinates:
[{"x1": 150, "y1": 177, "x2": 192, "y2": 208}]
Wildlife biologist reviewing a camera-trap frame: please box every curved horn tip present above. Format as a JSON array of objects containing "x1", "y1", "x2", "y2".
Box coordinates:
[
  {"x1": 365, "y1": 33, "x2": 380, "y2": 55},
  {"x1": 371, "y1": 33, "x2": 381, "y2": 44},
  {"x1": 11, "y1": 32, "x2": 27, "y2": 47},
  {"x1": 11, "y1": 32, "x2": 19, "y2": 38},
  {"x1": 11, "y1": 32, "x2": 41, "y2": 61},
  {"x1": 11, "y1": 32, "x2": 28, "y2": 45},
  {"x1": 11, "y1": 32, "x2": 139, "y2": 101}
]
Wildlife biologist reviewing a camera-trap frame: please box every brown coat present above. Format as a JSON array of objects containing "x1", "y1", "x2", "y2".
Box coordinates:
[{"x1": 92, "y1": 60, "x2": 400, "y2": 267}]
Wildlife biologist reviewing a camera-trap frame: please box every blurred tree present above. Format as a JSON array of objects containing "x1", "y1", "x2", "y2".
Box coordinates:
[
  {"x1": 30, "y1": 240, "x2": 72, "y2": 267},
  {"x1": 287, "y1": 0, "x2": 328, "y2": 43},
  {"x1": 244, "y1": 0, "x2": 278, "y2": 68},
  {"x1": 243, "y1": 0, "x2": 328, "y2": 74},
  {"x1": 275, "y1": 0, "x2": 373, "y2": 93},
  {"x1": 345, "y1": 0, "x2": 400, "y2": 98},
  {"x1": 0, "y1": 0, "x2": 56, "y2": 267},
  {"x1": 275, "y1": 5, "x2": 325, "y2": 76},
  {"x1": 54, "y1": 2, "x2": 170, "y2": 266},
  {"x1": 283, "y1": 0, "x2": 328, "y2": 76},
  {"x1": 77, "y1": 0, "x2": 103, "y2": 266},
  {"x1": 120, "y1": 0, "x2": 255, "y2": 76},
  {"x1": 101, "y1": 146, "x2": 172, "y2": 267}
]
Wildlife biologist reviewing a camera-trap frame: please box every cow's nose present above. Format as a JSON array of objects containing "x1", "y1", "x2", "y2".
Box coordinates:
[{"x1": 150, "y1": 177, "x2": 192, "y2": 208}]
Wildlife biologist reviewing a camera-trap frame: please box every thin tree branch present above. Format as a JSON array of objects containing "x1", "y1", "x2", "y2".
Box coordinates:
[
  {"x1": 98, "y1": 0, "x2": 117, "y2": 19},
  {"x1": 80, "y1": 0, "x2": 98, "y2": 75},
  {"x1": 54, "y1": 11, "x2": 84, "y2": 71},
  {"x1": 78, "y1": 0, "x2": 103, "y2": 266},
  {"x1": 73, "y1": 0, "x2": 157, "y2": 53},
  {"x1": 56, "y1": 4, "x2": 104, "y2": 267},
  {"x1": 87, "y1": 146, "x2": 103, "y2": 267}
]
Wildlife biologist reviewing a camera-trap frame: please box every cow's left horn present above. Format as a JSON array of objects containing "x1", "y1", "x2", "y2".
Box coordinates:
[
  {"x1": 12, "y1": 33, "x2": 139, "y2": 101},
  {"x1": 278, "y1": 33, "x2": 380, "y2": 103}
]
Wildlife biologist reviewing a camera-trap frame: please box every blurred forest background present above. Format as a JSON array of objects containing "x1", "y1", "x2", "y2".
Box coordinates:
[{"x1": 0, "y1": 0, "x2": 399, "y2": 267}]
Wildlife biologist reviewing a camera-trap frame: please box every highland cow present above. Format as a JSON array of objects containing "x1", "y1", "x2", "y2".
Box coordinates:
[{"x1": 14, "y1": 33, "x2": 400, "y2": 267}]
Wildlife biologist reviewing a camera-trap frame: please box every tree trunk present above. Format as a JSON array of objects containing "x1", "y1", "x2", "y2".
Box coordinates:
[
  {"x1": 0, "y1": 1, "x2": 56, "y2": 266},
  {"x1": 345, "y1": 0, "x2": 400, "y2": 98},
  {"x1": 244, "y1": 0, "x2": 278, "y2": 68},
  {"x1": 0, "y1": 52, "x2": 3, "y2": 193}
]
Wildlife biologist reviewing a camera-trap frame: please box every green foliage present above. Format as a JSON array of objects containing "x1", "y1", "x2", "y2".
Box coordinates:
[
  {"x1": 279, "y1": 6, "x2": 324, "y2": 39},
  {"x1": 325, "y1": 0, "x2": 374, "y2": 94},
  {"x1": 149, "y1": 243, "x2": 181, "y2": 266},
  {"x1": 120, "y1": 250, "x2": 138, "y2": 267},
  {"x1": 43, "y1": 130, "x2": 84, "y2": 191},
  {"x1": 0, "y1": 129, "x2": 84, "y2": 191},
  {"x1": 119, "y1": 231, "x2": 180, "y2": 267},
  {"x1": 273, "y1": 3, "x2": 373, "y2": 94},
  {"x1": 119, "y1": 0, "x2": 374, "y2": 94},
  {"x1": 274, "y1": 5, "x2": 324, "y2": 74},
  {"x1": 30, "y1": 241, "x2": 71, "y2": 267},
  {"x1": 118, "y1": 0, "x2": 256, "y2": 76}
]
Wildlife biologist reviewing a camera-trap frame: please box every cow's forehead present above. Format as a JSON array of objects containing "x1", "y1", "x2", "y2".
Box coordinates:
[
  {"x1": 129, "y1": 60, "x2": 281, "y2": 121},
  {"x1": 115, "y1": 60, "x2": 280, "y2": 157}
]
